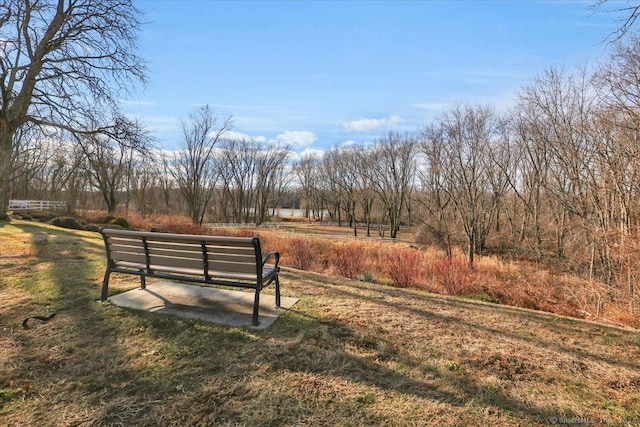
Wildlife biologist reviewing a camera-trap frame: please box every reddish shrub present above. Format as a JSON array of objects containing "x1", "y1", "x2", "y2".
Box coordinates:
[
  {"x1": 430, "y1": 257, "x2": 473, "y2": 296},
  {"x1": 158, "y1": 222, "x2": 208, "y2": 235},
  {"x1": 332, "y1": 243, "x2": 366, "y2": 279},
  {"x1": 234, "y1": 227, "x2": 260, "y2": 238},
  {"x1": 205, "y1": 227, "x2": 233, "y2": 236},
  {"x1": 386, "y1": 247, "x2": 424, "y2": 288},
  {"x1": 285, "y1": 237, "x2": 316, "y2": 270}
]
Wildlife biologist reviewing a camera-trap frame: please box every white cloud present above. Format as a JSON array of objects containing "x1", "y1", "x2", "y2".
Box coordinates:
[
  {"x1": 289, "y1": 147, "x2": 326, "y2": 162},
  {"x1": 343, "y1": 115, "x2": 404, "y2": 132},
  {"x1": 340, "y1": 140, "x2": 357, "y2": 148},
  {"x1": 273, "y1": 130, "x2": 317, "y2": 147},
  {"x1": 300, "y1": 147, "x2": 325, "y2": 158},
  {"x1": 218, "y1": 130, "x2": 269, "y2": 143},
  {"x1": 223, "y1": 130, "x2": 253, "y2": 141}
]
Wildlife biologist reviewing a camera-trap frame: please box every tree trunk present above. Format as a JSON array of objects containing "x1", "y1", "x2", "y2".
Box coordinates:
[
  {"x1": 0, "y1": 133, "x2": 12, "y2": 220},
  {"x1": 467, "y1": 226, "x2": 476, "y2": 266}
]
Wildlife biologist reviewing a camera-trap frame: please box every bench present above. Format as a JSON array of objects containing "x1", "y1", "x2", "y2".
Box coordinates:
[{"x1": 99, "y1": 228, "x2": 281, "y2": 326}]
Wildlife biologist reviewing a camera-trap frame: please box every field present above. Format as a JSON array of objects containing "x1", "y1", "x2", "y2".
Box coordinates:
[
  {"x1": 267, "y1": 219, "x2": 417, "y2": 241},
  {"x1": 1, "y1": 220, "x2": 639, "y2": 426}
]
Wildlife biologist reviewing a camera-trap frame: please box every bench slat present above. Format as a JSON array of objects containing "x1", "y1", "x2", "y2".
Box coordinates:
[
  {"x1": 146, "y1": 241, "x2": 203, "y2": 254},
  {"x1": 108, "y1": 237, "x2": 145, "y2": 248},
  {"x1": 147, "y1": 265, "x2": 203, "y2": 276},
  {"x1": 147, "y1": 247, "x2": 203, "y2": 258},
  {"x1": 149, "y1": 254, "x2": 204, "y2": 270},
  {"x1": 110, "y1": 251, "x2": 146, "y2": 264},
  {"x1": 144, "y1": 265, "x2": 256, "y2": 282},
  {"x1": 108, "y1": 242, "x2": 145, "y2": 253},
  {"x1": 130, "y1": 232, "x2": 254, "y2": 247},
  {"x1": 208, "y1": 260, "x2": 256, "y2": 274},
  {"x1": 206, "y1": 245, "x2": 256, "y2": 255},
  {"x1": 112, "y1": 260, "x2": 146, "y2": 270},
  {"x1": 207, "y1": 252, "x2": 256, "y2": 263}
]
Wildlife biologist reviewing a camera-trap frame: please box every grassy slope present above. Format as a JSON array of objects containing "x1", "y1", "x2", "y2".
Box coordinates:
[{"x1": 0, "y1": 220, "x2": 639, "y2": 426}]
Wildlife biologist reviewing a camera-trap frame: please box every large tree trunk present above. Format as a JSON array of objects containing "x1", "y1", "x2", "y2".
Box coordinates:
[{"x1": 0, "y1": 132, "x2": 12, "y2": 221}]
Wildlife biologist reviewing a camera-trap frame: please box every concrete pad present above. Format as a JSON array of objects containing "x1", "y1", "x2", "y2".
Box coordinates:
[{"x1": 107, "y1": 280, "x2": 298, "y2": 330}]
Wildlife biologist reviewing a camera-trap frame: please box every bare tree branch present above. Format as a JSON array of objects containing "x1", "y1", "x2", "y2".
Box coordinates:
[{"x1": 592, "y1": 0, "x2": 640, "y2": 43}]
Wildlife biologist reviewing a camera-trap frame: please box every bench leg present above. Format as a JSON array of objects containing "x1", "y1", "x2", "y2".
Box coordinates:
[
  {"x1": 140, "y1": 273, "x2": 146, "y2": 289},
  {"x1": 101, "y1": 270, "x2": 111, "y2": 302},
  {"x1": 252, "y1": 290, "x2": 260, "y2": 327},
  {"x1": 275, "y1": 275, "x2": 281, "y2": 308}
]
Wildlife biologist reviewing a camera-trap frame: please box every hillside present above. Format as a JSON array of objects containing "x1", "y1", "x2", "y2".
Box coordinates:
[{"x1": 0, "y1": 220, "x2": 639, "y2": 426}]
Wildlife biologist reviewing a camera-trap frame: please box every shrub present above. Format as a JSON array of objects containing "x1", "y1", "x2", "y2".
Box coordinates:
[
  {"x1": 378, "y1": 278, "x2": 394, "y2": 287},
  {"x1": 206, "y1": 227, "x2": 234, "y2": 237},
  {"x1": 331, "y1": 243, "x2": 366, "y2": 279},
  {"x1": 363, "y1": 271, "x2": 375, "y2": 283},
  {"x1": 286, "y1": 237, "x2": 315, "y2": 270},
  {"x1": 463, "y1": 293, "x2": 501, "y2": 304},
  {"x1": 83, "y1": 223, "x2": 101, "y2": 232},
  {"x1": 430, "y1": 257, "x2": 474, "y2": 296},
  {"x1": 50, "y1": 217, "x2": 83, "y2": 230},
  {"x1": 234, "y1": 227, "x2": 259, "y2": 238},
  {"x1": 385, "y1": 247, "x2": 424, "y2": 288},
  {"x1": 107, "y1": 216, "x2": 130, "y2": 229},
  {"x1": 157, "y1": 222, "x2": 206, "y2": 235},
  {"x1": 13, "y1": 213, "x2": 32, "y2": 220},
  {"x1": 28, "y1": 210, "x2": 58, "y2": 221},
  {"x1": 103, "y1": 223, "x2": 124, "y2": 230}
]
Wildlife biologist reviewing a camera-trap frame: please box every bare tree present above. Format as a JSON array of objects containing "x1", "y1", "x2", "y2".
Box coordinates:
[
  {"x1": 254, "y1": 142, "x2": 291, "y2": 225},
  {"x1": 77, "y1": 117, "x2": 151, "y2": 214},
  {"x1": 218, "y1": 138, "x2": 260, "y2": 223},
  {"x1": 216, "y1": 138, "x2": 291, "y2": 224},
  {"x1": 128, "y1": 152, "x2": 158, "y2": 216},
  {"x1": 293, "y1": 154, "x2": 320, "y2": 219},
  {"x1": 0, "y1": 0, "x2": 146, "y2": 219},
  {"x1": 171, "y1": 106, "x2": 232, "y2": 225},
  {"x1": 506, "y1": 104, "x2": 550, "y2": 254},
  {"x1": 434, "y1": 104, "x2": 509, "y2": 265},
  {"x1": 9, "y1": 123, "x2": 49, "y2": 199},
  {"x1": 156, "y1": 152, "x2": 175, "y2": 213},
  {"x1": 519, "y1": 68, "x2": 599, "y2": 258},
  {"x1": 319, "y1": 153, "x2": 346, "y2": 225},
  {"x1": 595, "y1": 35, "x2": 640, "y2": 126},
  {"x1": 419, "y1": 123, "x2": 456, "y2": 258},
  {"x1": 324, "y1": 146, "x2": 360, "y2": 235},
  {"x1": 20, "y1": 129, "x2": 86, "y2": 211},
  {"x1": 354, "y1": 146, "x2": 377, "y2": 237},
  {"x1": 366, "y1": 132, "x2": 418, "y2": 239}
]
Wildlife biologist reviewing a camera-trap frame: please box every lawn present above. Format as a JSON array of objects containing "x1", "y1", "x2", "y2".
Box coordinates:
[{"x1": 1, "y1": 220, "x2": 639, "y2": 426}]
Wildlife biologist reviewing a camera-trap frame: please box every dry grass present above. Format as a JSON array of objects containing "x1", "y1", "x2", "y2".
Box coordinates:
[
  {"x1": 271, "y1": 221, "x2": 417, "y2": 241},
  {"x1": 1, "y1": 220, "x2": 639, "y2": 426}
]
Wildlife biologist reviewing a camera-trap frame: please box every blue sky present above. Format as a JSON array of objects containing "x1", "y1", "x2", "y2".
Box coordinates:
[{"x1": 125, "y1": 0, "x2": 626, "y2": 157}]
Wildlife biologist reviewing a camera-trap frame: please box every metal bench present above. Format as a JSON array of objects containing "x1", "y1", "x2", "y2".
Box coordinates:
[{"x1": 99, "y1": 228, "x2": 281, "y2": 326}]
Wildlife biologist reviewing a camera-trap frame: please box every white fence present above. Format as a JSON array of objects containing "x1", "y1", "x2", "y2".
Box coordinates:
[{"x1": 9, "y1": 199, "x2": 66, "y2": 211}]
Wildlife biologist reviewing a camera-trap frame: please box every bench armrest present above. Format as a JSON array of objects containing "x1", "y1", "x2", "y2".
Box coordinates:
[{"x1": 262, "y1": 251, "x2": 280, "y2": 268}]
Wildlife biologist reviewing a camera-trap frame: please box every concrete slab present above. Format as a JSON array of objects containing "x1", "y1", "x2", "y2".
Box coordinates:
[{"x1": 107, "y1": 280, "x2": 298, "y2": 330}]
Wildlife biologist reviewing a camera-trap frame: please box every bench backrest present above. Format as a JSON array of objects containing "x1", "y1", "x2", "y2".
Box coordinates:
[{"x1": 100, "y1": 228, "x2": 264, "y2": 281}]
